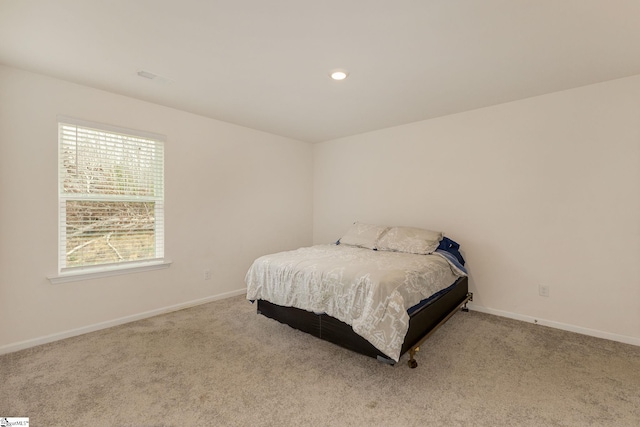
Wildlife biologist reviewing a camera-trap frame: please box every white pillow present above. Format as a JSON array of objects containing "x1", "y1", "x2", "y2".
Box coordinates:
[
  {"x1": 376, "y1": 226, "x2": 443, "y2": 255},
  {"x1": 339, "y1": 223, "x2": 389, "y2": 250}
]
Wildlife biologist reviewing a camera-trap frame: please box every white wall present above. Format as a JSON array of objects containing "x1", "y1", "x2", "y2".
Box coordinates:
[
  {"x1": 314, "y1": 75, "x2": 640, "y2": 344},
  {"x1": 2, "y1": 64, "x2": 638, "y2": 353},
  {"x1": 0, "y1": 65, "x2": 313, "y2": 351}
]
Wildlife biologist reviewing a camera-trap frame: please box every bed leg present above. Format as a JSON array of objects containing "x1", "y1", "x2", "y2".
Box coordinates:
[
  {"x1": 461, "y1": 292, "x2": 473, "y2": 312},
  {"x1": 408, "y1": 347, "x2": 419, "y2": 369}
]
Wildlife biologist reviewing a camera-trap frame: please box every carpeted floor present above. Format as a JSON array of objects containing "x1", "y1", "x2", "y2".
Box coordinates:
[{"x1": 1, "y1": 295, "x2": 639, "y2": 426}]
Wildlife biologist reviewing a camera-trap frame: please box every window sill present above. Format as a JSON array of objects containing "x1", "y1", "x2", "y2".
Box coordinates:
[{"x1": 48, "y1": 259, "x2": 172, "y2": 284}]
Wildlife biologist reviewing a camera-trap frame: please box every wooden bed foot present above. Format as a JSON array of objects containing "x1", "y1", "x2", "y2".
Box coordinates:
[{"x1": 408, "y1": 347, "x2": 419, "y2": 368}]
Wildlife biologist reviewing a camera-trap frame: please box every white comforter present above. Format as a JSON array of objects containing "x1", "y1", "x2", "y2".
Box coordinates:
[{"x1": 245, "y1": 244, "x2": 465, "y2": 361}]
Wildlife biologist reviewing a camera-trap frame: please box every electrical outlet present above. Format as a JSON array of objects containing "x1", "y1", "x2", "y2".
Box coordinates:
[
  {"x1": 204, "y1": 269, "x2": 211, "y2": 280},
  {"x1": 539, "y1": 284, "x2": 550, "y2": 297}
]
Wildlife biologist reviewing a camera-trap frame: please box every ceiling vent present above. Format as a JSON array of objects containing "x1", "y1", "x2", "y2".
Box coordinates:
[{"x1": 137, "y1": 70, "x2": 173, "y2": 84}]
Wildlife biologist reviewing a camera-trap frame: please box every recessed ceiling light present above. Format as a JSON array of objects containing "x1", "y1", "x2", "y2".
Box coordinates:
[{"x1": 329, "y1": 69, "x2": 349, "y2": 81}]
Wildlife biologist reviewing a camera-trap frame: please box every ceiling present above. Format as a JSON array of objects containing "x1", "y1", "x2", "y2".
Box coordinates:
[{"x1": 2, "y1": 1, "x2": 640, "y2": 143}]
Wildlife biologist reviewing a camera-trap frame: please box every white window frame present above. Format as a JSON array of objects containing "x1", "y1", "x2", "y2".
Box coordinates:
[{"x1": 49, "y1": 116, "x2": 170, "y2": 284}]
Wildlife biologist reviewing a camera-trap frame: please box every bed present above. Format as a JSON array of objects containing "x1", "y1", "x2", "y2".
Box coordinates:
[{"x1": 245, "y1": 223, "x2": 472, "y2": 368}]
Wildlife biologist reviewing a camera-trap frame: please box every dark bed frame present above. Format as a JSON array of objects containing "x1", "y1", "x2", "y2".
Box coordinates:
[{"x1": 256, "y1": 276, "x2": 472, "y2": 368}]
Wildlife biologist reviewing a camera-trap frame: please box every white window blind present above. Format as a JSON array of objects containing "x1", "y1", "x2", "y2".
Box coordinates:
[{"x1": 58, "y1": 117, "x2": 165, "y2": 273}]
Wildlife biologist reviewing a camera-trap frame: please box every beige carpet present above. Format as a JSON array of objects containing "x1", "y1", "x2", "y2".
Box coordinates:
[{"x1": 1, "y1": 295, "x2": 639, "y2": 426}]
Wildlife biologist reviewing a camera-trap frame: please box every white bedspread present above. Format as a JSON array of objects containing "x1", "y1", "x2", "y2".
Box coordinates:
[{"x1": 245, "y1": 244, "x2": 465, "y2": 361}]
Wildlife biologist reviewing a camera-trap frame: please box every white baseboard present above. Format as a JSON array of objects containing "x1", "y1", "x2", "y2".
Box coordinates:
[
  {"x1": 467, "y1": 303, "x2": 640, "y2": 347},
  {"x1": 4, "y1": 294, "x2": 637, "y2": 356},
  {"x1": 0, "y1": 288, "x2": 247, "y2": 356}
]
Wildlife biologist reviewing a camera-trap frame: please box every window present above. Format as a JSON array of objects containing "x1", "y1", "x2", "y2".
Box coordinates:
[{"x1": 55, "y1": 117, "x2": 166, "y2": 280}]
